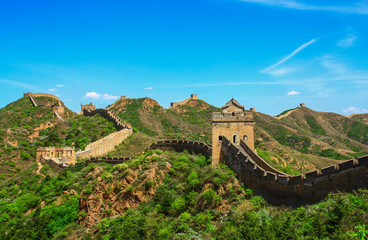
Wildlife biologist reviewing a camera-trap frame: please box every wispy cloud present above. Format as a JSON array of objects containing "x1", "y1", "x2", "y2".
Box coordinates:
[
  {"x1": 343, "y1": 106, "x2": 368, "y2": 114},
  {"x1": 48, "y1": 88, "x2": 58, "y2": 92},
  {"x1": 84, "y1": 92, "x2": 118, "y2": 100},
  {"x1": 102, "y1": 94, "x2": 119, "y2": 100},
  {"x1": 0, "y1": 79, "x2": 40, "y2": 91},
  {"x1": 56, "y1": 84, "x2": 64, "y2": 87},
  {"x1": 319, "y1": 55, "x2": 347, "y2": 74},
  {"x1": 266, "y1": 67, "x2": 295, "y2": 76},
  {"x1": 144, "y1": 87, "x2": 153, "y2": 90},
  {"x1": 261, "y1": 38, "x2": 317, "y2": 74},
  {"x1": 239, "y1": 0, "x2": 368, "y2": 15},
  {"x1": 337, "y1": 34, "x2": 358, "y2": 48},
  {"x1": 287, "y1": 90, "x2": 300, "y2": 95}
]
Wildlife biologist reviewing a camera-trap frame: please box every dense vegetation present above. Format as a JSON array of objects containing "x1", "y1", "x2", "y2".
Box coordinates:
[{"x1": 1, "y1": 151, "x2": 368, "y2": 239}]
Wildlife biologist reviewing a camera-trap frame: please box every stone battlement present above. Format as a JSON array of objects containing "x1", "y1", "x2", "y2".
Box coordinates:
[
  {"x1": 76, "y1": 109, "x2": 132, "y2": 159},
  {"x1": 83, "y1": 108, "x2": 129, "y2": 130},
  {"x1": 221, "y1": 137, "x2": 368, "y2": 206},
  {"x1": 212, "y1": 111, "x2": 254, "y2": 122},
  {"x1": 150, "y1": 139, "x2": 212, "y2": 159}
]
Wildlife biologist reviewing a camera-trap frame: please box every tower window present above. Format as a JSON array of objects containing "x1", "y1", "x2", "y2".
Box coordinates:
[
  {"x1": 219, "y1": 136, "x2": 223, "y2": 141},
  {"x1": 243, "y1": 135, "x2": 248, "y2": 141},
  {"x1": 233, "y1": 135, "x2": 238, "y2": 144}
]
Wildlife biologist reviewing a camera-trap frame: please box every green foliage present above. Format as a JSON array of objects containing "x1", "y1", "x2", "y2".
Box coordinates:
[
  {"x1": 40, "y1": 195, "x2": 80, "y2": 236},
  {"x1": 348, "y1": 121, "x2": 368, "y2": 144},
  {"x1": 306, "y1": 116, "x2": 326, "y2": 135},
  {"x1": 20, "y1": 152, "x2": 31, "y2": 160},
  {"x1": 319, "y1": 148, "x2": 346, "y2": 160},
  {"x1": 113, "y1": 98, "x2": 157, "y2": 136}
]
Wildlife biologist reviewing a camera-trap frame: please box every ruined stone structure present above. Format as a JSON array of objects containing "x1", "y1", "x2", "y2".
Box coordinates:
[
  {"x1": 80, "y1": 103, "x2": 96, "y2": 114},
  {"x1": 25, "y1": 92, "x2": 65, "y2": 120},
  {"x1": 300, "y1": 103, "x2": 305, "y2": 107},
  {"x1": 211, "y1": 99, "x2": 255, "y2": 167},
  {"x1": 170, "y1": 94, "x2": 198, "y2": 108},
  {"x1": 36, "y1": 147, "x2": 76, "y2": 166}
]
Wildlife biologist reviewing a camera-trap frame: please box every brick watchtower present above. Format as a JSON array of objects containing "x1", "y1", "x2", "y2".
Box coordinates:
[{"x1": 211, "y1": 99, "x2": 255, "y2": 167}]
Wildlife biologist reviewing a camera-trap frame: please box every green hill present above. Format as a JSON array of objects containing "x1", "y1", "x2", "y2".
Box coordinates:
[
  {"x1": 0, "y1": 97, "x2": 117, "y2": 179},
  {"x1": 254, "y1": 107, "x2": 368, "y2": 173},
  {"x1": 106, "y1": 97, "x2": 219, "y2": 155}
]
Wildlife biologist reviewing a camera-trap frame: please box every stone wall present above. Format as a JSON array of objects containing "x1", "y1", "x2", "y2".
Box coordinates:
[
  {"x1": 76, "y1": 128, "x2": 133, "y2": 159},
  {"x1": 170, "y1": 94, "x2": 198, "y2": 108},
  {"x1": 24, "y1": 92, "x2": 61, "y2": 102},
  {"x1": 83, "y1": 108, "x2": 128, "y2": 131},
  {"x1": 149, "y1": 140, "x2": 212, "y2": 159},
  {"x1": 221, "y1": 137, "x2": 368, "y2": 206}
]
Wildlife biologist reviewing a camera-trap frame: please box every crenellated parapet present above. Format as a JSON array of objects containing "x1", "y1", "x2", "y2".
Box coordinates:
[
  {"x1": 212, "y1": 111, "x2": 254, "y2": 122},
  {"x1": 149, "y1": 139, "x2": 212, "y2": 159},
  {"x1": 221, "y1": 137, "x2": 368, "y2": 206},
  {"x1": 83, "y1": 108, "x2": 129, "y2": 131}
]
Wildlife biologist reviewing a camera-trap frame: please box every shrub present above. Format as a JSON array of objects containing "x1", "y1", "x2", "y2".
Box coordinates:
[{"x1": 202, "y1": 189, "x2": 216, "y2": 205}]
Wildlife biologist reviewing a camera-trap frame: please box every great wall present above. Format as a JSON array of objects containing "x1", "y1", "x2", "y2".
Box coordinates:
[{"x1": 26, "y1": 93, "x2": 368, "y2": 206}]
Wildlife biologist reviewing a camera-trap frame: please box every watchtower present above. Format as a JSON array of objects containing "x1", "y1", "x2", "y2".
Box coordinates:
[{"x1": 211, "y1": 98, "x2": 255, "y2": 167}]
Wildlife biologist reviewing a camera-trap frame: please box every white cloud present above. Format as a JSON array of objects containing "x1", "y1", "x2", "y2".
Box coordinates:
[
  {"x1": 84, "y1": 92, "x2": 118, "y2": 100},
  {"x1": 239, "y1": 0, "x2": 368, "y2": 15},
  {"x1": 261, "y1": 38, "x2": 317, "y2": 74},
  {"x1": 144, "y1": 87, "x2": 153, "y2": 90},
  {"x1": 343, "y1": 106, "x2": 368, "y2": 114},
  {"x1": 48, "y1": 88, "x2": 57, "y2": 92},
  {"x1": 319, "y1": 55, "x2": 347, "y2": 74},
  {"x1": 56, "y1": 84, "x2": 64, "y2": 87},
  {"x1": 337, "y1": 34, "x2": 357, "y2": 48},
  {"x1": 102, "y1": 94, "x2": 119, "y2": 100},
  {"x1": 85, "y1": 92, "x2": 102, "y2": 99},
  {"x1": 287, "y1": 90, "x2": 300, "y2": 95}
]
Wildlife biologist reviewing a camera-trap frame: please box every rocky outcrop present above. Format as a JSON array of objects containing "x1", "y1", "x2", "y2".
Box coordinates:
[{"x1": 78, "y1": 158, "x2": 171, "y2": 227}]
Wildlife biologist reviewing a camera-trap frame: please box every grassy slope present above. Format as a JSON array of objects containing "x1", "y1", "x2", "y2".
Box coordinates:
[
  {"x1": 254, "y1": 107, "x2": 368, "y2": 174},
  {"x1": 350, "y1": 113, "x2": 368, "y2": 124},
  {"x1": 1, "y1": 151, "x2": 368, "y2": 239},
  {"x1": 108, "y1": 98, "x2": 218, "y2": 144},
  {"x1": 0, "y1": 97, "x2": 117, "y2": 180}
]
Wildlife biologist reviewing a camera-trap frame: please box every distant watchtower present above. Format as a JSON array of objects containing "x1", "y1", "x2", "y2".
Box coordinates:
[{"x1": 211, "y1": 99, "x2": 255, "y2": 167}]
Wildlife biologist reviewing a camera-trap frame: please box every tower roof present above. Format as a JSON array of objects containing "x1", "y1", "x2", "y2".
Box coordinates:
[{"x1": 222, "y1": 98, "x2": 244, "y2": 113}]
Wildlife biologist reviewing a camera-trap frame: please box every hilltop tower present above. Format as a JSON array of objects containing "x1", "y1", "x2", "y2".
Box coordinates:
[
  {"x1": 211, "y1": 99, "x2": 255, "y2": 167},
  {"x1": 80, "y1": 102, "x2": 96, "y2": 114}
]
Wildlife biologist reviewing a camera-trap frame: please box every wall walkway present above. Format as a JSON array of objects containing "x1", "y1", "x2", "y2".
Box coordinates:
[
  {"x1": 83, "y1": 108, "x2": 128, "y2": 130},
  {"x1": 221, "y1": 137, "x2": 368, "y2": 206}
]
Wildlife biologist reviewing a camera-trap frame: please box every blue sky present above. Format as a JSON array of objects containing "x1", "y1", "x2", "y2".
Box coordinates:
[{"x1": 0, "y1": 0, "x2": 367, "y2": 116}]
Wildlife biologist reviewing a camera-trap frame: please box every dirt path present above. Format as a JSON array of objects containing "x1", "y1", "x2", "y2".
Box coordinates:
[{"x1": 36, "y1": 161, "x2": 44, "y2": 176}]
